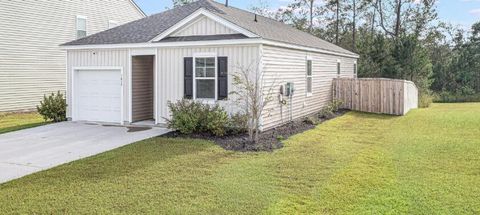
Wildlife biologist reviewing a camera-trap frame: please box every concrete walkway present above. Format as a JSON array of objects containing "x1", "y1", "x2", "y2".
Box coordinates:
[{"x1": 0, "y1": 122, "x2": 169, "y2": 183}]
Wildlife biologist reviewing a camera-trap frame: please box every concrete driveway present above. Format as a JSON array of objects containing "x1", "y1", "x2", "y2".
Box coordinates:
[{"x1": 0, "y1": 122, "x2": 169, "y2": 183}]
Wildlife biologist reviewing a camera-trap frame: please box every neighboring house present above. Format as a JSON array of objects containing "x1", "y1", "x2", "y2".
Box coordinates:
[
  {"x1": 62, "y1": 0, "x2": 359, "y2": 130},
  {"x1": 0, "y1": 0, "x2": 145, "y2": 112}
]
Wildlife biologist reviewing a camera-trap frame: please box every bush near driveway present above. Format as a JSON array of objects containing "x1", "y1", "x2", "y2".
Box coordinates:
[{"x1": 1, "y1": 103, "x2": 479, "y2": 214}]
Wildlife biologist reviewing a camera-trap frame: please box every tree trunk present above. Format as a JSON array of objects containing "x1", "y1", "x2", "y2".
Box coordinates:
[
  {"x1": 394, "y1": 0, "x2": 402, "y2": 37},
  {"x1": 352, "y1": 0, "x2": 356, "y2": 51},
  {"x1": 309, "y1": 0, "x2": 314, "y2": 33},
  {"x1": 336, "y1": 0, "x2": 339, "y2": 44}
]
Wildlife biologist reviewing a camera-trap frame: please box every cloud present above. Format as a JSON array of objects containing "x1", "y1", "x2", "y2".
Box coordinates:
[{"x1": 469, "y1": 8, "x2": 480, "y2": 16}]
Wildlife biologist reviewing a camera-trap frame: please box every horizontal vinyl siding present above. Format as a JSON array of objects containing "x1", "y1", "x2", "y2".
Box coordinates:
[
  {"x1": 261, "y1": 45, "x2": 356, "y2": 130},
  {"x1": 66, "y1": 49, "x2": 130, "y2": 121},
  {"x1": 0, "y1": 0, "x2": 143, "y2": 111},
  {"x1": 171, "y1": 15, "x2": 238, "y2": 37},
  {"x1": 157, "y1": 45, "x2": 259, "y2": 123}
]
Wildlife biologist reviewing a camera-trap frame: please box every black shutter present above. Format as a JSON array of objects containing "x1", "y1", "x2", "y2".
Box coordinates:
[
  {"x1": 184, "y1": 57, "x2": 193, "y2": 99},
  {"x1": 217, "y1": 57, "x2": 228, "y2": 100}
]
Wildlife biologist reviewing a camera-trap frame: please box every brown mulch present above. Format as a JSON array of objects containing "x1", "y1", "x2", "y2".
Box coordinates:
[{"x1": 162, "y1": 110, "x2": 348, "y2": 152}]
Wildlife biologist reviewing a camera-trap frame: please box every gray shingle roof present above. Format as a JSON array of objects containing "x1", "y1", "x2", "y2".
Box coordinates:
[{"x1": 62, "y1": 0, "x2": 356, "y2": 56}]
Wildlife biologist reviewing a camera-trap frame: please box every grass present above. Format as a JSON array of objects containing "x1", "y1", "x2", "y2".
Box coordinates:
[
  {"x1": 0, "y1": 112, "x2": 47, "y2": 134},
  {"x1": 1, "y1": 103, "x2": 479, "y2": 214}
]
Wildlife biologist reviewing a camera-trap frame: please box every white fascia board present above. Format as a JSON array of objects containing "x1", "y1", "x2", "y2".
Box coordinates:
[
  {"x1": 149, "y1": 8, "x2": 259, "y2": 42},
  {"x1": 262, "y1": 39, "x2": 360, "y2": 59}
]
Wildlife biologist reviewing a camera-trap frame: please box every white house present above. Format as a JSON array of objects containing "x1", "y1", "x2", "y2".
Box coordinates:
[
  {"x1": 0, "y1": 0, "x2": 145, "y2": 112},
  {"x1": 62, "y1": 0, "x2": 359, "y2": 130}
]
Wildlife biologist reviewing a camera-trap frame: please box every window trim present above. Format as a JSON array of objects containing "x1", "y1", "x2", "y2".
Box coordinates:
[
  {"x1": 306, "y1": 56, "x2": 313, "y2": 97},
  {"x1": 337, "y1": 59, "x2": 341, "y2": 77},
  {"x1": 108, "y1": 20, "x2": 118, "y2": 29},
  {"x1": 76, "y1": 15, "x2": 87, "y2": 39},
  {"x1": 193, "y1": 53, "x2": 217, "y2": 101}
]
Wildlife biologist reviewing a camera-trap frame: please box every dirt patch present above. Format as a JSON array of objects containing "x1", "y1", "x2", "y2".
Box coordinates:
[{"x1": 162, "y1": 110, "x2": 347, "y2": 152}]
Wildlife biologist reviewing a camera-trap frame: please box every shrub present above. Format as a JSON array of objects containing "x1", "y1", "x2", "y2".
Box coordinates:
[
  {"x1": 228, "y1": 112, "x2": 248, "y2": 134},
  {"x1": 166, "y1": 99, "x2": 203, "y2": 134},
  {"x1": 319, "y1": 99, "x2": 343, "y2": 119},
  {"x1": 166, "y1": 99, "x2": 231, "y2": 136},
  {"x1": 204, "y1": 104, "x2": 229, "y2": 136},
  {"x1": 37, "y1": 91, "x2": 67, "y2": 122},
  {"x1": 433, "y1": 92, "x2": 480, "y2": 103},
  {"x1": 419, "y1": 93, "x2": 433, "y2": 108},
  {"x1": 304, "y1": 115, "x2": 320, "y2": 125}
]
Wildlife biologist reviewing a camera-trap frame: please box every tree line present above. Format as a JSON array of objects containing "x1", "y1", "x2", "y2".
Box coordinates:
[{"x1": 173, "y1": 0, "x2": 480, "y2": 103}]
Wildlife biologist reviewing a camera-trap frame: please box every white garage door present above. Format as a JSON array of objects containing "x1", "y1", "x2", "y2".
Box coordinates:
[{"x1": 74, "y1": 69, "x2": 122, "y2": 123}]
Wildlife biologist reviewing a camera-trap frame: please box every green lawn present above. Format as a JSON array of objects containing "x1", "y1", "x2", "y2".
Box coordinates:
[
  {"x1": 1, "y1": 103, "x2": 479, "y2": 214},
  {"x1": 0, "y1": 112, "x2": 47, "y2": 134}
]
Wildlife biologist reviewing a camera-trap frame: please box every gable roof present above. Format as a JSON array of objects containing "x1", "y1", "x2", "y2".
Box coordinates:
[
  {"x1": 129, "y1": 0, "x2": 147, "y2": 17},
  {"x1": 62, "y1": 0, "x2": 356, "y2": 56}
]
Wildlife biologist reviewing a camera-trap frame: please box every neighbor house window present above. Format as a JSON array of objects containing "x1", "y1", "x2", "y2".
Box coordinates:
[
  {"x1": 108, "y1": 20, "x2": 118, "y2": 29},
  {"x1": 337, "y1": 60, "x2": 341, "y2": 77},
  {"x1": 306, "y1": 58, "x2": 313, "y2": 95},
  {"x1": 76, "y1": 15, "x2": 87, "y2": 39},
  {"x1": 194, "y1": 56, "x2": 216, "y2": 99}
]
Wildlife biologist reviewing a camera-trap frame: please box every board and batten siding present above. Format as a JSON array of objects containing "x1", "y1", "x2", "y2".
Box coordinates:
[
  {"x1": 157, "y1": 45, "x2": 260, "y2": 123},
  {"x1": 66, "y1": 49, "x2": 130, "y2": 121},
  {"x1": 0, "y1": 0, "x2": 144, "y2": 112},
  {"x1": 261, "y1": 45, "x2": 357, "y2": 130},
  {"x1": 171, "y1": 15, "x2": 238, "y2": 37}
]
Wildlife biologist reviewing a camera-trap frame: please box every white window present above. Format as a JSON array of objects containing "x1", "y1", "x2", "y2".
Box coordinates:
[
  {"x1": 108, "y1": 20, "x2": 118, "y2": 29},
  {"x1": 193, "y1": 54, "x2": 216, "y2": 100},
  {"x1": 76, "y1": 15, "x2": 87, "y2": 39},
  {"x1": 354, "y1": 62, "x2": 357, "y2": 77},
  {"x1": 337, "y1": 60, "x2": 341, "y2": 77},
  {"x1": 306, "y1": 57, "x2": 313, "y2": 96}
]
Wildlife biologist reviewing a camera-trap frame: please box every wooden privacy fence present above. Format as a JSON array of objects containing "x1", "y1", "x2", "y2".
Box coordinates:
[{"x1": 333, "y1": 78, "x2": 418, "y2": 115}]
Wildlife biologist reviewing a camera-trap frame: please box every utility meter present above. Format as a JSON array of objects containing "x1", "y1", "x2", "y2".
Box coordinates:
[{"x1": 285, "y1": 82, "x2": 295, "y2": 97}]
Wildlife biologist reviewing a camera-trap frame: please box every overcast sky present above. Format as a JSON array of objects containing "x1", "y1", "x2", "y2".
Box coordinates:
[{"x1": 135, "y1": 0, "x2": 480, "y2": 30}]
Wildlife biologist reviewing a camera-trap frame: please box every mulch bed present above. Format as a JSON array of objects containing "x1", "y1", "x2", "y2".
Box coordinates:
[{"x1": 162, "y1": 110, "x2": 348, "y2": 152}]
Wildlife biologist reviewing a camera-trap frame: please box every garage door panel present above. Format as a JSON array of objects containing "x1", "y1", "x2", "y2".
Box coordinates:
[{"x1": 74, "y1": 70, "x2": 121, "y2": 123}]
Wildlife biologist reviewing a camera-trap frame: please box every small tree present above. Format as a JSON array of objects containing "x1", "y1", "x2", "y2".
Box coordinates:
[{"x1": 230, "y1": 58, "x2": 276, "y2": 143}]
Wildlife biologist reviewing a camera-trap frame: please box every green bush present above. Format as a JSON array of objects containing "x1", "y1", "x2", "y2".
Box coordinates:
[
  {"x1": 166, "y1": 99, "x2": 232, "y2": 136},
  {"x1": 304, "y1": 115, "x2": 320, "y2": 125},
  {"x1": 433, "y1": 92, "x2": 480, "y2": 103},
  {"x1": 228, "y1": 112, "x2": 248, "y2": 134},
  {"x1": 319, "y1": 99, "x2": 344, "y2": 119},
  {"x1": 36, "y1": 91, "x2": 67, "y2": 122},
  {"x1": 204, "y1": 105, "x2": 229, "y2": 136},
  {"x1": 166, "y1": 99, "x2": 203, "y2": 134},
  {"x1": 419, "y1": 93, "x2": 433, "y2": 108}
]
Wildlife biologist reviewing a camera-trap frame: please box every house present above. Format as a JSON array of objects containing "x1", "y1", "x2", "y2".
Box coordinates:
[
  {"x1": 61, "y1": 0, "x2": 359, "y2": 130},
  {"x1": 0, "y1": 0, "x2": 145, "y2": 112}
]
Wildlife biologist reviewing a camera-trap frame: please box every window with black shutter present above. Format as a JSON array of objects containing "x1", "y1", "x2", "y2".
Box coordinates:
[
  {"x1": 217, "y1": 57, "x2": 228, "y2": 100},
  {"x1": 184, "y1": 57, "x2": 193, "y2": 99},
  {"x1": 185, "y1": 55, "x2": 228, "y2": 100}
]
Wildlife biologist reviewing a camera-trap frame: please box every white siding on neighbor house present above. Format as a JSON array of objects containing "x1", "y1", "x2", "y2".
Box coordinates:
[
  {"x1": 171, "y1": 15, "x2": 238, "y2": 37},
  {"x1": 157, "y1": 45, "x2": 259, "y2": 123},
  {"x1": 0, "y1": 0, "x2": 144, "y2": 112},
  {"x1": 66, "y1": 49, "x2": 130, "y2": 121},
  {"x1": 261, "y1": 45, "x2": 357, "y2": 130}
]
